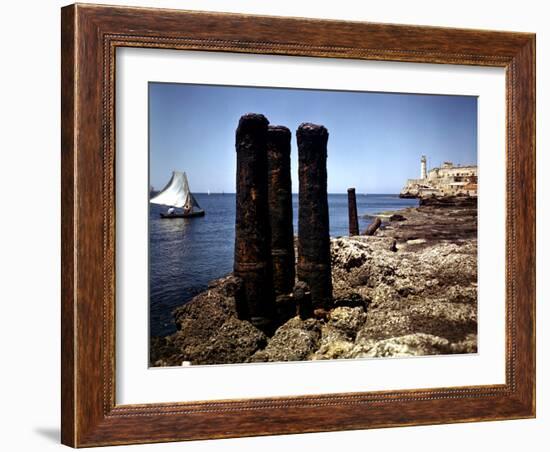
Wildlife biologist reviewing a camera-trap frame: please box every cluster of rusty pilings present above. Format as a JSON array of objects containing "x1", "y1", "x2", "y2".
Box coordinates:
[{"x1": 234, "y1": 114, "x2": 333, "y2": 332}]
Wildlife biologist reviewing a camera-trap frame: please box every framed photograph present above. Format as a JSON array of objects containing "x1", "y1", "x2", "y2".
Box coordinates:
[{"x1": 61, "y1": 3, "x2": 535, "y2": 447}]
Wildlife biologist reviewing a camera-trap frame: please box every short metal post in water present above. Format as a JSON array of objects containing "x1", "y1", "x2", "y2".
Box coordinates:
[{"x1": 347, "y1": 187, "x2": 359, "y2": 236}]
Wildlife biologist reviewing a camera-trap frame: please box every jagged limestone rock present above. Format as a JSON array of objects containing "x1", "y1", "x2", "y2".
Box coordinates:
[
  {"x1": 249, "y1": 317, "x2": 321, "y2": 362},
  {"x1": 350, "y1": 333, "x2": 452, "y2": 358},
  {"x1": 327, "y1": 307, "x2": 367, "y2": 339},
  {"x1": 193, "y1": 317, "x2": 267, "y2": 365}
]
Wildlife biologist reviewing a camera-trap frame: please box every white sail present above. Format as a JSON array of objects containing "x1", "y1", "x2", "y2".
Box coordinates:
[{"x1": 150, "y1": 171, "x2": 201, "y2": 209}]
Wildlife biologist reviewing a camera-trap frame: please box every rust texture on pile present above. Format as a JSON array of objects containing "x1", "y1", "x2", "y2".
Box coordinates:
[
  {"x1": 267, "y1": 125, "x2": 296, "y2": 296},
  {"x1": 296, "y1": 123, "x2": 333, "y2": 309},
  {"x1": 234, "y1": 113, "x2": 274, "y2": 331}
]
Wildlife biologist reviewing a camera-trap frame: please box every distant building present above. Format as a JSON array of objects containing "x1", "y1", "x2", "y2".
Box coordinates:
[{"x1": 400, "y1": 157, "x2": 477, "y2": 198}]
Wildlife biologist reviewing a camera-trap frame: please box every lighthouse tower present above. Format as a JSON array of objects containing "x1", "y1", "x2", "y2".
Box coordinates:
[{"x1": 421, "y1": 155, "x2": 427, "y2": 180}]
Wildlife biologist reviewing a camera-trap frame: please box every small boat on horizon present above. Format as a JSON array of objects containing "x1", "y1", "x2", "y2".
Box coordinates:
[{"x1": 150, "y1": 171, "x2": 205, "y2": 219}]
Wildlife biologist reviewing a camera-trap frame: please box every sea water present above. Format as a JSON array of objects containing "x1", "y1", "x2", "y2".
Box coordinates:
[{"x1": 149, "y1": 194, "x2": 418, "y2": 336}]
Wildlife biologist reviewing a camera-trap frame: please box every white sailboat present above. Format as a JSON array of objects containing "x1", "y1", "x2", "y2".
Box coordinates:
[{"x1": 150, "y1": 171, "x2": 205, "y2": 218}]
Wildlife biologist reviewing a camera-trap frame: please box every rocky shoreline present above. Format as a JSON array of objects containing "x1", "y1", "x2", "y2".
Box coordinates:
[{"x1": 151, "y1": 197, "x2": 477, "y2": 366}]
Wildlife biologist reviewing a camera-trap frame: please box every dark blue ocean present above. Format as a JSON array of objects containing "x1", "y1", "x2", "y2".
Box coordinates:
[{"x1": 149, "y1": 194, "x2": 418, "y2": 336}]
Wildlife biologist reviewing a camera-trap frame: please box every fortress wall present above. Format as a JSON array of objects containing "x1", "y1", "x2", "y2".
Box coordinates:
[
  {"x1": 437, "y1": 167, "x2": 477, "y2": 178},
  {"x1": 405, "y1": 178, "x2": 426, "y2": 186}
]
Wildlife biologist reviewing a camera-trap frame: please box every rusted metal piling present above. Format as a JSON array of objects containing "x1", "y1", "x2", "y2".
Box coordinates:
[
  {"x1": 267, "y1": 125, "x2": 296, "y2": 296},
  {"x1": 294, "y1": 281, "x2": 313, "y2": 320},
  {"x1": 347, "y1": 187, "x2": 359, "y2": 236},
  {"x1": 364, "y1": 217, "x2": 382, "y2": 236},
  {"x1": 234, "y1": 113, "x2": 274, "y2": 332},
  {"x1": 296, "y1": 123, "x2": 333, "y2": 309}
]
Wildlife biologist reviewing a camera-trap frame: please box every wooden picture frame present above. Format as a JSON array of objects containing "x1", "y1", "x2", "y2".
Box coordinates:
[{"x1": 61, "y1": 3, "x2": 535, "y2": 447}]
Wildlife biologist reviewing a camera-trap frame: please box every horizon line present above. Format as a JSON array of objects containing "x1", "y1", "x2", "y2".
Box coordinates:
[{"x1": 156, "y1": 192, "x2": 403, "y2": 195}]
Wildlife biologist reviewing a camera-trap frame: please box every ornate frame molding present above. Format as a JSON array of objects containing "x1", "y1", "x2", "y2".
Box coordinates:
[{"x1": 61, "y1": 4, "x2": 535, "y2": 447}]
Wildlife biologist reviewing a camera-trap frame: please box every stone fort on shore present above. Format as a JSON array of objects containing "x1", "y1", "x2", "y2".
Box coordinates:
[{"x1": 400, "y1": 155, "x2": 478, "y2": 198}]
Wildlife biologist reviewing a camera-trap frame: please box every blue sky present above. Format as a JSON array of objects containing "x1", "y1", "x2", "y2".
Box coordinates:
[{"x1": 149, "y1": 83, "x2": 477, "y2": 194}]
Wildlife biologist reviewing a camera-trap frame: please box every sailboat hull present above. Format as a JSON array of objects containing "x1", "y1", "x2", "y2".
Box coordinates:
[{"x1": 160, "y1": 210, "x2": 205, "y2": 219}]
